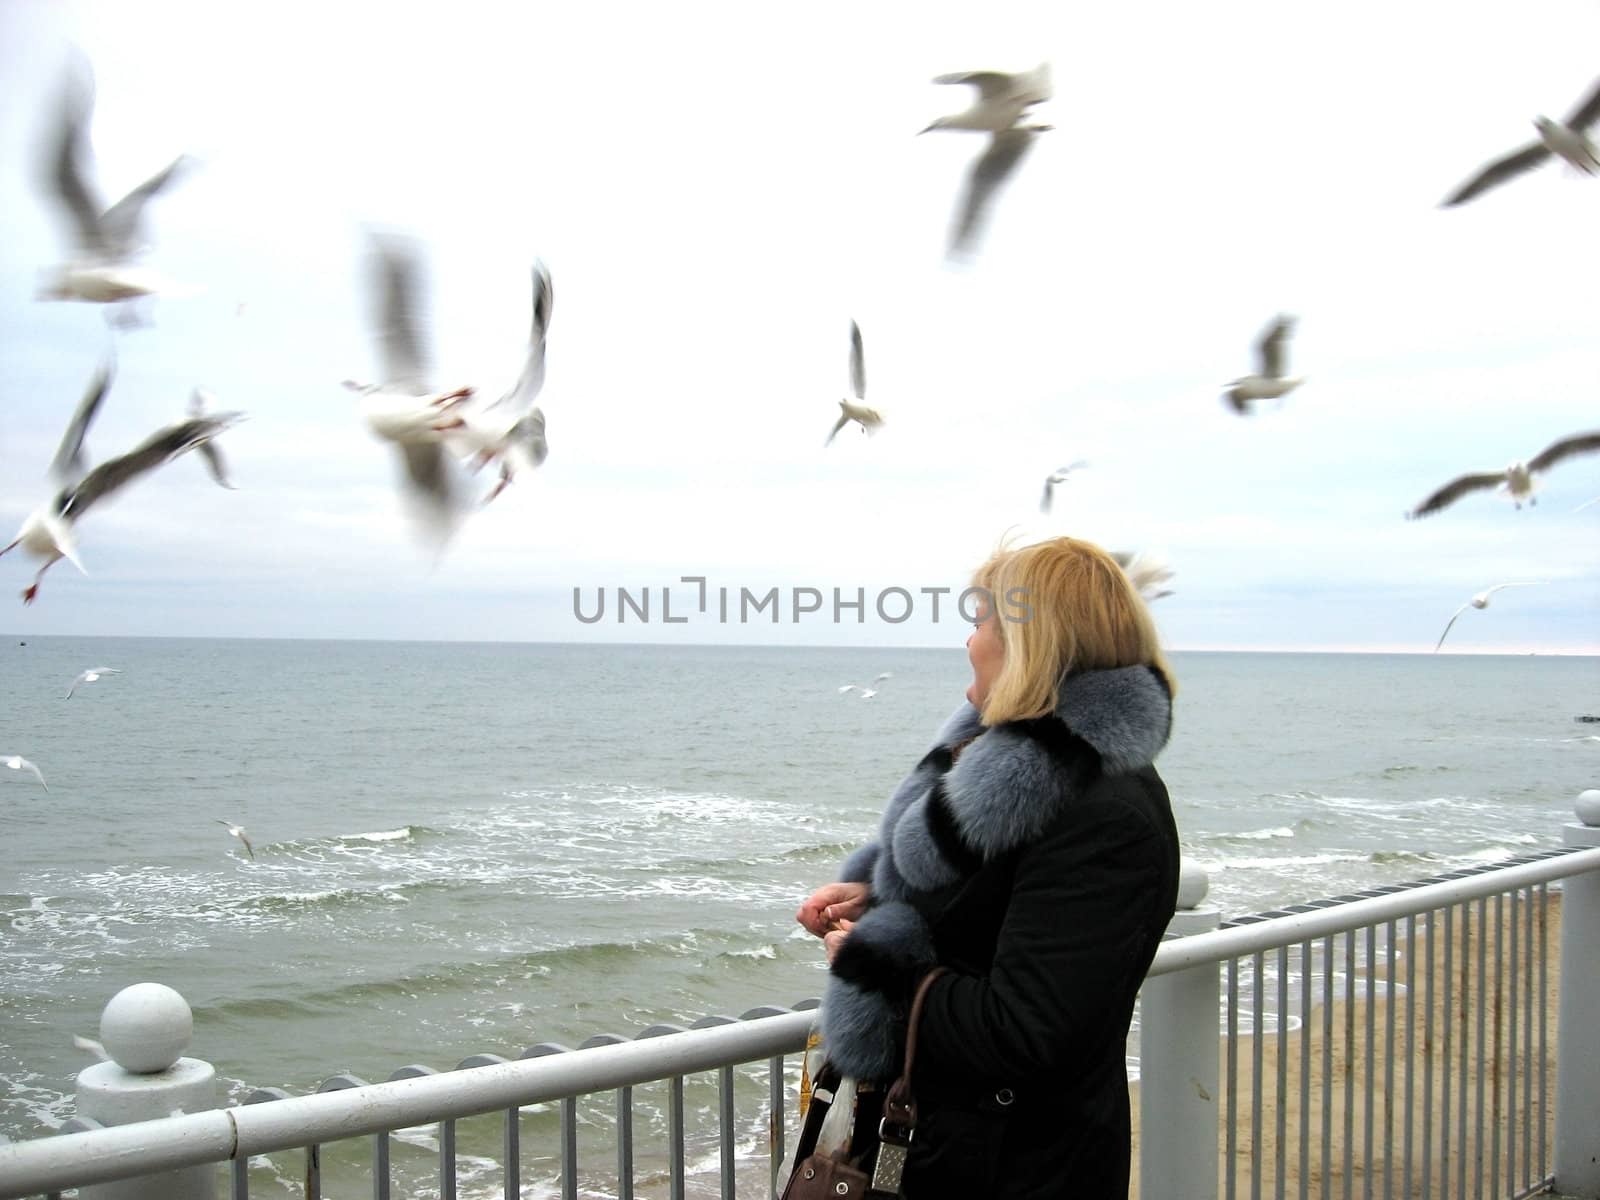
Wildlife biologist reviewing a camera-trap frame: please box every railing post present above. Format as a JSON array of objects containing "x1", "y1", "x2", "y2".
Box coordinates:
[
  {"x1": 1140, "y1": 859, "x2": 1221, "y2": 1200},
  {"x1": 1555, "y1": 789, "x2": 1600, "y2": 1198},
  {"x1": 73, "y1": 983, "x2": 218, "y2": 1200}
]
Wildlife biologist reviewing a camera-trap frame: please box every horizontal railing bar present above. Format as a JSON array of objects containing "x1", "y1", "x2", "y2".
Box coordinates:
[
  {"x1": 1147, "y1": 846, "x2": 1600, "y2": 977},
  {"x1": 0, "y1": 1010, "x2": 816, "y2": 1199}
]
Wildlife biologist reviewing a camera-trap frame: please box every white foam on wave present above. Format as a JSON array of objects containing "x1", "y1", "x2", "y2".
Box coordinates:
[
  {"x1": 1196, "y1": 851, "x2": 1365, "y2": 872},
  {"x1": 340, "y1": 827, "x2": 414, "y2": 843},
  {"x1": 1232, "y1": 826, "x2": 1296, "y2": 841}
]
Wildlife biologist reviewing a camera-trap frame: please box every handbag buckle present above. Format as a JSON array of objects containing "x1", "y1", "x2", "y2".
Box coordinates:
[{"x1": 870, "y1": 1138, "x2": 910, "y2": 1192}]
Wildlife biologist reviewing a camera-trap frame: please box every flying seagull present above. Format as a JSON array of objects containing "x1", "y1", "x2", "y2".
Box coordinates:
[
  {"x1": 215, "y1": 819, "x2": 255, "y2": 861},
  {"x1": 1434, "y1": 583, "x2": 1546, "y2": 652},
  {"x1": 345, "y1": 233, "x2": 475, "y2": 551},
  {"x1": 1406, "y1": 430, "x2": 1600, "y2": 519},
  {"x1": 0, "y1": 362, "x2": 243, "y2": 604},
  {"x1": 944, "y1": 121, "x2": 1053, "y2": 259},
  {"x1": 2, "y1": 756, "x2": 49, "y2": 792},
  {"x1": 838, "y1": 672, "x2": 892, "y2": 699},
  {"x1": 825, "y1": 321, "x2": 884, "y2": 445},
  {"x1": 921, "y1": 63, "x2": 1052, "y2": 134},
  {"x1": 1040, "y1": 461, "x2": 1090, "y2": 514},
  {"x1": 445, "y1": 262, "x2": 553, "y2": 506},
  {"x1": 65, "y1": 665, "x2": 120, "y2": 699},
  {"x1": 1224, "y1": 316, "x2": 1304, "y2": 414},
  {"x1": 1112, "y1": 549, "x2": 1176, "y2": 603},
  {"x1": 36, "y1": 50, "x2": 194, "y2": 308},
  {"x1": 1442, "y1": 78, "x2": 1600, "y2": 207}
]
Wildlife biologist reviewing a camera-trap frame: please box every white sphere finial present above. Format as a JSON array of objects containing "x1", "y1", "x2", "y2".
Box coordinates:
[
  {"x1": 99, "y1": 983, "x2": 193, "y2": 1074},
  {"x1": 1176, "y1": 859, "x2": 1210, "y2": 909},
  {"x1": 1576, "y1": 789, "x2": 1600, "y2": 828}
]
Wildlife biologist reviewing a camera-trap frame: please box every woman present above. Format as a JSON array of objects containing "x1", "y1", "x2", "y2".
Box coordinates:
[{"x1": 796, "y1": 536, "x2": 1179, "y2": 1198}]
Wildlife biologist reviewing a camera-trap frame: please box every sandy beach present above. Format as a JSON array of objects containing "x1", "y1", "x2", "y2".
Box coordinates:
[{"x1": 1131, "y1": 889, "x2": 1563, "y2": 1198}]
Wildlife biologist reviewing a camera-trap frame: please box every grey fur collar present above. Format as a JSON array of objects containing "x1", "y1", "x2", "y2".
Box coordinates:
[
  {"x1": 819, "y1": 664, "x2": 1172, "y2": 1080},
  {"x1": 845, "y1": 663, "x2": 1172, "y2": 902}
]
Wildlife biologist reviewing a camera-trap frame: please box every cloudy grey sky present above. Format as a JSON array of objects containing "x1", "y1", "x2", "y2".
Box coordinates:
[{"x1": 0, "y1": 0, "x2": 1596, "y2": 652}]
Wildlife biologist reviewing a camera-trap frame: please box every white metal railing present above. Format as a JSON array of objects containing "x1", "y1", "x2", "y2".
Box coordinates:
[
  {"x1": 1138, "y1": 840, "x2": 1600, "y2": 1199},
  {"x1": 2, "y1": 825, "x2": 1598, "y2": 1200}
]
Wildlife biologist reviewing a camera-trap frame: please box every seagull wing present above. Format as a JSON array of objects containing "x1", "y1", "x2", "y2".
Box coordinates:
[
  {"x1": 1040, "y1": 478, "x2": 1055, "y2": 513},
  {"x1": 59, "y1": 412, "x2": 243, "y2": 522},
  {"x1": 871, "y1": 673, "x2": 892, "y2": 685},
  {"x1": 239, "y1": 831, "x2": 255, "y2": 861},
  {"x1": 43, "y1": 56, "x2": 108, "y2": 256},
  {"x1": 1562, "y1": 78, "x2": 1600, "y2": 132},
  {"x1": 1405, "y1": 471, "x2": 1506, "y2": 519},
  {"x1": 1481, "y1": 581, "x2": 1546, "y2": 600},
  {"x1": 1434, "y1": 603, "x2": 1471, "y2": 652},
  {"x1": 948, "y1": 127, "x2": 1038, "y2": 257},
  {"x1": 507, "y1": 407, "x2": 549, "y2": 472},
  {"x1": 396, "y1": 443, "x2": 463, "y2": 545},
  {"x1": 368, "y1": 235, "x2": 433, "y2": 393},
  {"x1": 97, "y1": 155, "x2": 193, "y2": 260},
  {"x1": 1441, "y1": 142, "x2": 1552, "y2": 207},
  {"x1": 495, "y1": 262, "x2": 553, "y2": 413},
  {"x1": 49, "y1": 355, "x2": 115, "y2": 488},
  {"x1": 931, "y1": 70, "x2": 1019, "y2": 100},
  {"x1": 1527, "y1": 430, "x2": 1600, "y2": 474},
  {"x1": 1256, "y1": 316, "x2": 1294, "y2": 379},
  {"x1": 824, "y1": 410, "x2": 850, "y2": 447},
  {"x1": 848, "y1": 320, "x2": 866, "y2": 401}
]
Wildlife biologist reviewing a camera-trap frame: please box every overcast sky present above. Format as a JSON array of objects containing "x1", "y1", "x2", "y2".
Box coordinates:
[{"x1": 0, "y1": 0, "x2": 1596, "y2": 652}]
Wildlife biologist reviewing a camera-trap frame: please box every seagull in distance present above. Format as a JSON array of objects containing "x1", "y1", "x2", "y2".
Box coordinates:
[
  {"x1": 839, "y1": 672, "x2": 892, "y2": 699},
  {"x1": 3, "y1": 756, "x2": 49, "y2": 792},
  {"x1": 920, "y1": 63, "x2": 1052, "y2": 134},
  {"x1": 1040, "y1": 462, "x2": 1089, "y2": 513},
  {"x1": 215, "y1": 819, "x2": 255, "y2": 861},
  {"x1": 1434, "y1": 583, "x2": 1546, "y2": 652},
  {"x1": 65, "y1": 666, "x2": 120, "y2": 699},
  {"x1": 825, "y1": 321, "x2": 883, "y2": 445}
]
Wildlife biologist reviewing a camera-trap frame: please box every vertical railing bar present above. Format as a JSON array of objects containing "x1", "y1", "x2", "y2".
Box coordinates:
[
  {"x1": 1441, "y1": 905, "x2": 1453, "y2": 1199},
  {"x1": 1299, "y1": 939, "x2": 1312, "y2": 1200},
  {"x1": 1458, "y1": 901, "x2": 1471, "y2": 1200},
  {"x1": 1342, "y1": 929, "x2": 1355, "y2": 1200},
  {"x1": 669, "y1": 1075, "x2": 686, "y2": 1200},
  {"x1": 1364, "y1": 924, "x2": 1376, "y2": 1200},
  {"x1": 1537, "y1": 882, "x2": 1547, "y2": 1181},
  {"x1": 232, "y1": 1152, "x2": 249, "y2": 1199},
  {"x1": 1227, "y1": 956, "x2": 1240, "y2": 1200},
  {"x1": 306, "y1": 1144, "x2": 321, "y2": 1200},
  {"x1": 1474, "y1": 895, "x2": 1487, "y2": 1200},
  {"x1": 1322, "y1": 934, "x2": 1334, "y2": 1200},
  {"x1": 1507, "y1": 888, "x2": 1519, "y2": 1198},
  {"x1": 1489, "y1": 891, "x2": 1503, "y2": 1198},
  {"x1": 768, "y1": 1055, "x2": 785, "y2": 1200},
  {"x1": 440, "y1": 1118, "x2": 457, "y2": 1200},
  {"x1": 1276, "y1": 944, "x2": 1288, "y2": 1200},
  {"x1": 1252, "y1": 951, "x2": 1265, "y2": 1200},
  {"x1": 504, "y1": 1106, "x2": 520, "y2": 1200},
  {"x1": 561, "y1": 1096, "x2": 578, "y2": 1200},
  {"x1": 719, "y1": 1065, "x2": 736, "y2": 1200},
  {"x1": 1521, "y1": 886, "x2": 1533, "y2": 1192},
  {"x1": 374, "y1": 1131, "x2": 391, "y2": 1200},
  {"x1": 1403, "y1": 914, "x2": 1416, "y2": 1200},
  {"x1": 1383, "y1": 919, "x2": 1396, "y2": 1200},
  {"x1": 617, "y1": 1086, "x2": 634, "y2": 1200}
]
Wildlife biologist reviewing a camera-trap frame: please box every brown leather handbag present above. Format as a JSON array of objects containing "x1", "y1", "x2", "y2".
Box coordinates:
[{"x1": 779, "y1": 967, "x2": 950, "y2": 1200}]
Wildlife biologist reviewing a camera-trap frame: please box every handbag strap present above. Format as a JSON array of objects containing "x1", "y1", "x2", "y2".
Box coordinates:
[{"x1": 882, "y1": 965, "x2": 949, "y2": 1127}]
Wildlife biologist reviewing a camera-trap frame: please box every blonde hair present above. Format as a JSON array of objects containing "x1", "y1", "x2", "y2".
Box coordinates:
[{"x1": 970, "y1": 535, "x2": 1175, "y2": 725}]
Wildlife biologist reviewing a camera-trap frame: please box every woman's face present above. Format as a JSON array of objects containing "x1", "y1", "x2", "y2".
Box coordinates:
[{"x1": 965, "y1": 596, "x2": 1005, "y2": 709}]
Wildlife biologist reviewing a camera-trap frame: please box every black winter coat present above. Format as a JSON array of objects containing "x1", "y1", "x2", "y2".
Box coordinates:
[{"x1": 820, "y1": 666, "x2": 1179, "y2": 1199}]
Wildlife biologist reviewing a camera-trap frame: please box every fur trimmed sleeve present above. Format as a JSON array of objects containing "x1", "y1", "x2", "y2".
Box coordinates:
[
  {"x1": 838, "y1": 842, "x2": 880, "y2": 885},
  {"x1": 818, "y1": 900, "x2": 937, "y2": 1080}
]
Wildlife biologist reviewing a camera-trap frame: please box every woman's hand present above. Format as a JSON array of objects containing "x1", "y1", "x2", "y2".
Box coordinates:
[{"x1": 796, "y1": 881, "x2": 870, "y2": 937}]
